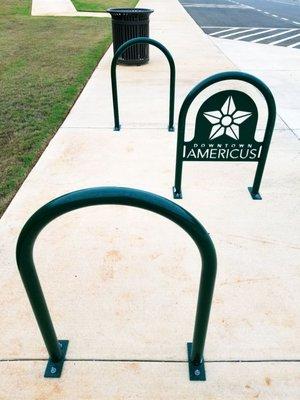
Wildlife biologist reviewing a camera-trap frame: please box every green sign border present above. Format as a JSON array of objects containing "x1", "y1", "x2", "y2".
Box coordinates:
[{"x1": 173, "y1": 71, "x2": 276, "y2": 200}]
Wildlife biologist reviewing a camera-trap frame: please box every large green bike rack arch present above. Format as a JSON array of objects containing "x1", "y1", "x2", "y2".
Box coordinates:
[
  {"x1": 16, "y1": 187, "x2": 216, "y2": 381},
  {"x1": 111, "y1": 38, "x2": 176, "y2": 132},
  {"x1": 173, "y1": 71, "x2": 276, "y2": 200}
]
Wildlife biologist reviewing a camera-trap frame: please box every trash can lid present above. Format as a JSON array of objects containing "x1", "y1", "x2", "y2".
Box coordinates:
[{"x1": 107, "y1": 8, "x2": 154, "y2": 15}]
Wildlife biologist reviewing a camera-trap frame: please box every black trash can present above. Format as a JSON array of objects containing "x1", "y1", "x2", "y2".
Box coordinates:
[{"x1": 107, "y1": 8, "x2": 154, "y2": 65}]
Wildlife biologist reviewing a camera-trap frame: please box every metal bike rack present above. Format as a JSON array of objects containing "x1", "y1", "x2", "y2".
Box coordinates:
[
  {"x1": 173, "y1": 71, "x2": 276, "y2": 200},
  {"x1": 111, "y1": 38, "x2": 176, "y2": 132},
  {"x1": 16, "y1": 187, "x2": 216, "y2": 380}
]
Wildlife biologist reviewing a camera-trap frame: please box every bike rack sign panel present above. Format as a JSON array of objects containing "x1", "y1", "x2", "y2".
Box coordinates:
[
  {"x1": 173, "y1": 72, "x2": 276, "y2": 200},
  {"x1": 184, "y1": 90, "x2": 260, "y2": 162}
]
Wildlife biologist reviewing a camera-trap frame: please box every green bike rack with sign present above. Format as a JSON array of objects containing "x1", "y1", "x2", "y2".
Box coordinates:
[
  {"x1": 173, "y1": 71, "x2": 276, "y2": 200},
  {"x1": 16, "y1": 187, "x2": 216, "y2": 381},
  {"x1": 111, "y1": 37, "x2": 176, "y2": 132}
]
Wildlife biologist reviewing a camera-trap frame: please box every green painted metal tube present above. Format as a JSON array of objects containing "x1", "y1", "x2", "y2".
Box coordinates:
[
  {"x1": 111, "y1": 37, "x2": 176, "y2": 131},
  {"x1": 16, "y1": 187, "x2": 216, "y2": 368}
]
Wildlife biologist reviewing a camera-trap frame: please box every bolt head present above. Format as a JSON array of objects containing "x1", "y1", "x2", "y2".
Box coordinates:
[
  {"x1": 50, "y1": 367, "x2": 57, "y2": 374},
  {"x1": 194, "y1": 369, "x2": 200, "y2": 376}
]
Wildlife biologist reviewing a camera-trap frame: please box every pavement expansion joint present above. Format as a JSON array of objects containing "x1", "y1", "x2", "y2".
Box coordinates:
[{"x1": 1, "y1": 358, "x2": 299, "y2": 363}]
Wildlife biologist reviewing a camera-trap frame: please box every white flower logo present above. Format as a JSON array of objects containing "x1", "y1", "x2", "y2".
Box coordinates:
[{"x1": 203, "y1": 96, "x2": 252, "y2": 140}]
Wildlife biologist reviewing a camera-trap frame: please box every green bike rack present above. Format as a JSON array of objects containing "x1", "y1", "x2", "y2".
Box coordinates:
[
  {"x1": 173, "y1": 71, "x2": 276, "y2": 200},
  {"x1": 111, "y1": 37, "x2": 176, "y2": 132},
  {"x1": 16, "y1": 187, "x2": 216, "y2": 381}
]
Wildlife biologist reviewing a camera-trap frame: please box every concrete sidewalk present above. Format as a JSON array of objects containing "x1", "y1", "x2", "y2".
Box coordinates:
[
  {"x1": 31, "y1": 0, "x2": 109, "y2": 17},
  {"x1": 210, "y1": 36, "x2": 300, "y2": 135},
  {"x1": 0, "y1": 0, "x2": 299, "y2": 398}
]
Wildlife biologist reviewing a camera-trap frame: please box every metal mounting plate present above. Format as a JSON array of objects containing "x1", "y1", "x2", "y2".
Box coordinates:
[
  {"x1": 44, "y1": 340, "x2": 69, "y2": 378},
  {"x1": 173, "y1": 186, "x2": 182, "y2": 199},
  {"x1": 248, "y1": 187, "x2": 262, "y2": 200},
  {"x1": 187, "y1": 342, "x2": 206, "y2": 381}
]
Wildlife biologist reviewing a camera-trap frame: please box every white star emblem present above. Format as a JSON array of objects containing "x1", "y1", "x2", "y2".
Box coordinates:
[{"x1": 203, "y1": 96, "x2": 252, "y2": 140}]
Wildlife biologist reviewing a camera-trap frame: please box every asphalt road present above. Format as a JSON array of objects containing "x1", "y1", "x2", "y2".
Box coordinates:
[
  {"x1": 180, "y1": 0, "x2": 300, "y2": 47},
  {"x1": 240, "y1": 0, "x2": 300, "y2": 23}
]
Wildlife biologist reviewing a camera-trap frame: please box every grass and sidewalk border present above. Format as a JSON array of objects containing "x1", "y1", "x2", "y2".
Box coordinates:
[{"x1": 0, "y1": 0, "x2": 137, "y2": 216}]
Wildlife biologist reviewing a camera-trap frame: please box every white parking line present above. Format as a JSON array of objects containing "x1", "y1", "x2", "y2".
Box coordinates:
[
  {"x1": 205, "y1": 25, "x2": 300, "y2": 48},
  {"x1": 288, "y1": 41, "x2": 300, "y2": 48},
  {"x1": 209, "y1": 27, "x2": 241, "y2": 36},
  {"x1": 253, "y1": 28, "x2": 297, "y2": 43},
  {"x1": 235, "y1": 2, "x2": 298, "y2": 27},
  {"x1": 271, "y1": 32, "x2": 300, "y2": 45},
  {"x1": 266, "y1": 0, "x2": 298, "y2": 4},
  {"x1": 235, "y1": 28, "x2": 277, "y2": 40},
  {"x1": 183, "y1": 4, "x2": 249, "y2": 8},
  {"x1": 218, "y1": 28, "x2": 260, "y2": 38},
  {"x1": 202, "y1": 26, "x2": 293, "y2": 30}
]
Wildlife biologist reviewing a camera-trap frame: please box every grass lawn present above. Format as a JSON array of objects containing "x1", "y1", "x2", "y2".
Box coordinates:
[
  {"x1": 0, "y1": 1, "x2": 112, "y2": 216},
  {"x1": 72, "y1": 0, "x2": 138, "y2": 13}
]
